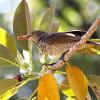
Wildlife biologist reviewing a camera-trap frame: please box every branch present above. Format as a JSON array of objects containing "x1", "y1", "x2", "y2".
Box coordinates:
[{"x1": 51, "y1": 16, "x2": 100, "y2": 70}]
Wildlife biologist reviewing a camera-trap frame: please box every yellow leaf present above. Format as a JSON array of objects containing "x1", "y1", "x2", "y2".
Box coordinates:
[
  {"x1": 60, "y1": 79, "x2": 75, "y2": 97},
  {"x1": 66, "y1": 66, "x2": 88, "y2": 100},
  {"x1": 0, "y1": 79, "x2": 19, "y2": 100},
  {"x1": 0, "y1": 44, "x2": 16, "y2": 66},
  {"x1": 0, "y1": 79, "x2": 18, "y2": 93},
  {"x1": 67, "y1": 97, "x2": 76, "y2": 100},
  {"x1": 38, "y1": 72, "x2": 60, "y2": 100},
  {"x1": 0, "y1": 28, "x2": 17, "y2": 56},
  {"x1": 0, "y1": 87, "x2": 18, "y2": 100}
]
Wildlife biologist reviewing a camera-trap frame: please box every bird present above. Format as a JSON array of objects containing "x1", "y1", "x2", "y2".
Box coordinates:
[{"x1": 17, "y1": 30, "x2": 100, "y2": 61}]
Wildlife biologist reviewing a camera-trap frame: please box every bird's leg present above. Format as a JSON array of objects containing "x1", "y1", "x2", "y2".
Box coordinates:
[
  {"x1": 59, "y1": 50, "x2": 69, "y2": 62},
  {"x1": 42, "y1": 62, "x2": 56, "y2": 68}
]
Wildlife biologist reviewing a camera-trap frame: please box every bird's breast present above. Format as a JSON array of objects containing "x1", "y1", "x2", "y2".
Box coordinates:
[{"x1": 38, "y1": 41, "x2": 78, "y2": 56}]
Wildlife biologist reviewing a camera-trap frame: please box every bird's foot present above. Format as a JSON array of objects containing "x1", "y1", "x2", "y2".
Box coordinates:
[
  {"x1": 59, "y1": 50, "x2": 69, "y2": 62},
  {"x1": 41, "y1": 51, "x2": 68, "y2": 71},
  {"x1": 42, "y1": 63, "x2": 57, "y2": 71},
  {"x1": 42, "y1": 63, "x2": 56, "y2": 67}
]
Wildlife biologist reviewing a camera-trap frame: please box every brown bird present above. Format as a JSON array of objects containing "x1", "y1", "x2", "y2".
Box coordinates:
[{"x1": 17, "y1": 30, "x2": 100, "y2": 61}]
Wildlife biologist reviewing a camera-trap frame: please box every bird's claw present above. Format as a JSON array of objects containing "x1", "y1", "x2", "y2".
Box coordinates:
[
  {"x1": 41, "y1": 63, "x2": 57, "y2": 71},
  {"x1": 41, "y1": 51, "x2": 68, "y2": 70},
  {"x1": 42, "y1": 63, "x2": 56, "y2": 67},
  {"x1": 59, "y1": 50, "x2": 68, "y2": 62}
]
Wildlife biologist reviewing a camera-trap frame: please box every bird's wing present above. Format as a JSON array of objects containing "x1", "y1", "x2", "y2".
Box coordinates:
[
  {"x1": 65, "y1": 30, "x2": 86, "y2": 36},
  {"x1": 43, "y1": 31, "x2": 85, "y2": 44}
]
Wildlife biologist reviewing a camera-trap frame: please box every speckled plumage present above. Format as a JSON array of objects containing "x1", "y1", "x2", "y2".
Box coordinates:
[
  {"x1": 17, "y1": 30, "x2": 99, "y2": 56},
  {"x1": 34, "y1": 30, "x2": 90, "y2": 56}
]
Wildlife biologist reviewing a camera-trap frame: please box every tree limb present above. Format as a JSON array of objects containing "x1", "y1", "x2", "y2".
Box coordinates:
[{"x1": 50, "y1": 16, "x2": 100, "y2": 70}]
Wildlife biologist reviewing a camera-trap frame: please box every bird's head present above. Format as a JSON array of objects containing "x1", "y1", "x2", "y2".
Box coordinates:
[{"x1": 17, "y1": 30, "x2": 45, "y2": 43}]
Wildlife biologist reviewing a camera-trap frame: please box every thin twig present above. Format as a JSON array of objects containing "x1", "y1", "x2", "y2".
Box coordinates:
[
  {"x1": 51, "y1": 16, "x2": 100, "y2": 70},
  {"x1": 28, "y1": 87, "x2": 38, "y2": 100}
]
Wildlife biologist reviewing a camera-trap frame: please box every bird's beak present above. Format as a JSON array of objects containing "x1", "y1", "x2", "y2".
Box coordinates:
[{"x1": 17, "y1": 34, "x2": 33, "y2": 40}]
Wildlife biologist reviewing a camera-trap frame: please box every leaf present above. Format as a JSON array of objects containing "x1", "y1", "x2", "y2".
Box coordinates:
[
  {"x1": 13, "y1": 0, "x2": 32, "y2": 50},
  {"x1": 67, "y1": 97, "x2": 76, "y2": 100},
  {"x1": 50, "y1": 21, "x2": 60, "y2": 33},
  {"x1": 39, "y1": 3, "x2": 56, "y2": 33},
  {"x1": 88, "y1": 75, "x2": 100, "y2": 89},
  {"x1": 88, "y1": 86, "x2": 98, "y2": 100},
  {"x1": 0, "y1": 79, "x2": 18, "y2": 93},
  {"x1": 91, "y1": 48, "x2": 100, "y2": 54},
  {"x1": 90, "y1": 39, "x2": 100, "y2": 42},
  {"x1": 0, "y1": 87, "x2": 18, "y2": 100},
  {"x1": 63, "y1": 88, "x2": 75, "y2": 97},
  {"x1": 82, "y1": 39, "x2": 100, "y2": 54},
  {"x1": 17, "y1": 50, "x2": 24, "y2": 65},
  {"x1": 0, "y1": 44, "x2": 16, "y2": 66},
  {"x1": 79, "y1": 39, "x2": 100, "y2": 54},
  {"x1": 38, "y1": 72, "x2": 60, "y2": 100},
  {"x1": 60, "y1": 79, "x2": 75, "y2": 97},
  {"x1": 0, "y1": 79, "x2": 19, "y2": 100},
  {"x1": 66, "y1": 66, "x2": 88, "y2": 100},
  {"x1": 0, "y1": 28, "x2": 17, "y2": 56},
  {"x1": 81, "y1": 45, "x2": 100, "y2": 54},
  {"x1": 90, "y1": 39, "x2": 100, "y2": 54}
]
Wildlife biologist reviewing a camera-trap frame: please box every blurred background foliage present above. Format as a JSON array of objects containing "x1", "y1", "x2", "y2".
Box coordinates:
[{"x1": 0, "y1": 0, "x2": 100, "y2": 99}]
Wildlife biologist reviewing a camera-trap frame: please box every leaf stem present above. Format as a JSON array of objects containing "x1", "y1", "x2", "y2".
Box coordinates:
[
  {"x1": 0, "y1": 57, "x2": 34, "y2": 75},
  {"x1": 28, "y1": 87, "x2": 38, "y2": 100},
  {"x1": 18, "y1": 76, "x2": 39, "y2": 88}
]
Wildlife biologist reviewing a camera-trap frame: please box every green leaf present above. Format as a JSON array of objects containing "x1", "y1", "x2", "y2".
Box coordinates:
[
  {"x1": 90, "y1": 39, "x2": 100, "y2": 54},
  {"x1": 0, "y1": 87, "x2": 18, "y2": 100},
  {"x1": 50, "y1": 21, "x2": 60, "y2": 32},
  {"x1": 0, "y1": 28, "x2": 17, "y2": 56},
  {"x1": 0, "y1": 79, "x2": 19, "y2": 99},
  {"x1": 89, "y1": 39, "x2": 100, "y2": 54},
  {"x1": 91, "y1": 48, "x2": 100, "y2": 54},
  {"x1": 0, "y1": 44, "x2": 16, "y2": 66},
  {"x1": 0, "y1": 79, "x2": 18, "y2": 93},
  {"x1": 13, "y1": 0, "x2": 32, "y2": 50},
  {"x1": 39, "y1": 3, "x2": 56, "y2": 33},
  {"x1": 82, "y1": 39, "x2": 100, "y2": 54},
  {"x1": 90, "y1": 39, "x2": 100, "y2": 42}
]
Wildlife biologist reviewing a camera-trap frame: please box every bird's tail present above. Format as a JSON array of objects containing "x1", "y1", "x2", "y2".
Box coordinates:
[{"x1": 83, "y1": 39, "x2": 100, "y2": 54}]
